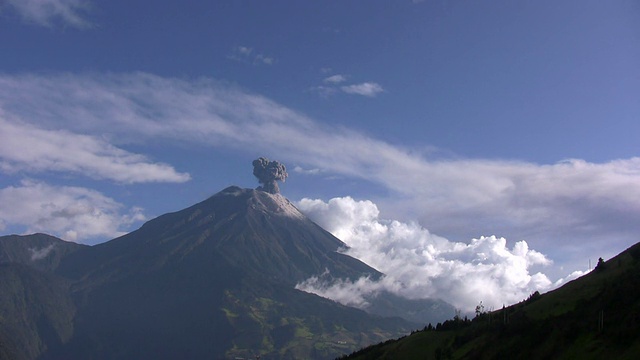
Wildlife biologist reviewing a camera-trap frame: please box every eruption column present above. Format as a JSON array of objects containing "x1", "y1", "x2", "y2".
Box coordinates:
[{"x1": 252, "y1": 157, "x2": 288, "y2": 194}]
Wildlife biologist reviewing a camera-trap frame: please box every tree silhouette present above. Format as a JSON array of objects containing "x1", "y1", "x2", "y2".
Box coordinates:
[{"x1": 475, "y1": 301, "x2": 485, "y2": 318}]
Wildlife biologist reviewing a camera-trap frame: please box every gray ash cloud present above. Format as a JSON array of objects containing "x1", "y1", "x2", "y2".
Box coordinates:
[{"x1": 252, "y1": 157, "x2": 288, "y2": 194}]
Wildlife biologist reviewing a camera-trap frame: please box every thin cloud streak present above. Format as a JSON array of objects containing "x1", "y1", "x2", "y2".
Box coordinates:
[
  {"x1": 5, "y1": 0, "x2": 93, "y2": 28},
  {"x1": 341, "y1": 82, "x2": 384, "y2": 97},
  {"x1": 323, "y1": 74, "x2": 347, "y2": 84},
  {"x1": 293, "y1": 166, "x2": 321, "y2": 175}
]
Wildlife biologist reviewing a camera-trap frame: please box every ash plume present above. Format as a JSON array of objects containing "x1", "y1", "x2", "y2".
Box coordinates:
[{"x1": 252, "y1": 157, "x2": 288, "y2": 194}]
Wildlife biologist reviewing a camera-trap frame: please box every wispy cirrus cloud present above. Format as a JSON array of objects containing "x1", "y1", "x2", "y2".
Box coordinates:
[
  {"x1": 228, "y1": 46, "x2": 275, "y2": 65},
  {"x1": 307, "y1": 85, "x2": 337, "y2": 98},
  {"x1": 4, "y1": 0, "x2": 93, "y2": 28},
  {"x1": 293, "y1": 165, "x2": 321, "y2": 175},
  {"x1": 0, "y1": 116, "x2": 190, "y2": 183},
  {"x1": 312, "y1": 73, "x2": 384, "y2": 98},
  {"x1": 340, "y1": 82, "x2": 384, "y2": 97},
  {"x1": 0, "y1": 180, "x2": 146, "y2": 243},
  {"x1": 1, "y1": 72, "x2": 639, "y2": 264},
  {"x1": 323, "y1": 74, "x2": 347, "y2": 84}
]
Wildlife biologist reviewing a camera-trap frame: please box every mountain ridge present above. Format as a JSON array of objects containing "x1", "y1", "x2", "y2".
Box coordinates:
[{"x1": 0, "y1": 233, "x2": 86, "y2": 272}]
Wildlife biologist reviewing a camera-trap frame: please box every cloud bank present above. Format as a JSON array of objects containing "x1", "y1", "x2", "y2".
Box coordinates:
[
  {"x1": 296, "y1": 196, "x2": 584, "y2": 312},
  {"x1": 0, "y1": 180, "x2": 146, "y2": 243}
]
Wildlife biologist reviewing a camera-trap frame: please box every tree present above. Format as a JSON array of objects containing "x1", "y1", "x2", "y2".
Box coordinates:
[
  {"x1": 454, "y1": 309, "x2": 462, "y2": 321},
  {"x1": 526, "y1": 291, "x2": 541, "y2": 304},
  {"x1": 475, "y1": 301, "x2": 485, "y2": 318}
]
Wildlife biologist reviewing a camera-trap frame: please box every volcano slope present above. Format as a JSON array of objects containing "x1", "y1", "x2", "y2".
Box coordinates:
[{"x1": 1, "y1": 186, "x2": 425, "y2": 359}]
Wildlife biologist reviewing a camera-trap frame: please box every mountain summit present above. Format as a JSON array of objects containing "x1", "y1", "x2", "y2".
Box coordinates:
[
  {"x1": 1, "y1": 185, "x2": 417, "y2": 359},
  {"x1": 62, "y1": 186, "x2": 380, "y2": 286}
]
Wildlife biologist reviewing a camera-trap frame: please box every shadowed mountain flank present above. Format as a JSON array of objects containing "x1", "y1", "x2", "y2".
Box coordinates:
[{"x1": 0, "y1": 233, "x2": 87, "y2": 272}]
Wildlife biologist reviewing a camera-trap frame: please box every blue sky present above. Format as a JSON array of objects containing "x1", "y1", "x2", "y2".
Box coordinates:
[{"x1": 1, "y1": 0, "x2": 639, "y2": 309}]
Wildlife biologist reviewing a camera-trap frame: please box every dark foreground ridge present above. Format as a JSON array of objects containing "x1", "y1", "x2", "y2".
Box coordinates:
[
  {"x1": 341, "y1": 242, "x2": 640, "y2": 359},
  {"x1": 0, "y1": 186, "x2": 439, "y2": 360}
]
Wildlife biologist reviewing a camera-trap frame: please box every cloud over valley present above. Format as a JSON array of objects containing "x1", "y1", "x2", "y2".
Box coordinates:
[{"x1": 296, "y1": 196, "x2": 585, "y2": 312}]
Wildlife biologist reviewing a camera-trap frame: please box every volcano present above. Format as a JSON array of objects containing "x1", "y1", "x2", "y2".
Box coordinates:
[{"x1": 0, "y1": 186, "x2": 433, "y2": 359}]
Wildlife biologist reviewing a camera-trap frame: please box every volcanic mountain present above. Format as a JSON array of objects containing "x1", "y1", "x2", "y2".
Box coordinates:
[{"x1": 0, "y1": 186, "x2": 443, "y2": 359}]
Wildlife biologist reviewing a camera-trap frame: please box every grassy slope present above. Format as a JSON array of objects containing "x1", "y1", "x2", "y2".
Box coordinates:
[{"x1": 343, "y1": 242, "x2": 640, "y2": 360}]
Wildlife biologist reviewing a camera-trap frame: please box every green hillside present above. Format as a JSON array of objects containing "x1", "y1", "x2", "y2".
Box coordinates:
[{"x1": 342, "y1": 242, "x2": 640, "y2": 359}]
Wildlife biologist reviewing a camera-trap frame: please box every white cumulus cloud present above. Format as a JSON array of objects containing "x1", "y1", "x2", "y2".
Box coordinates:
[{"x1": 296, "y1": 196, "x2": 578, "y2": 312}]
